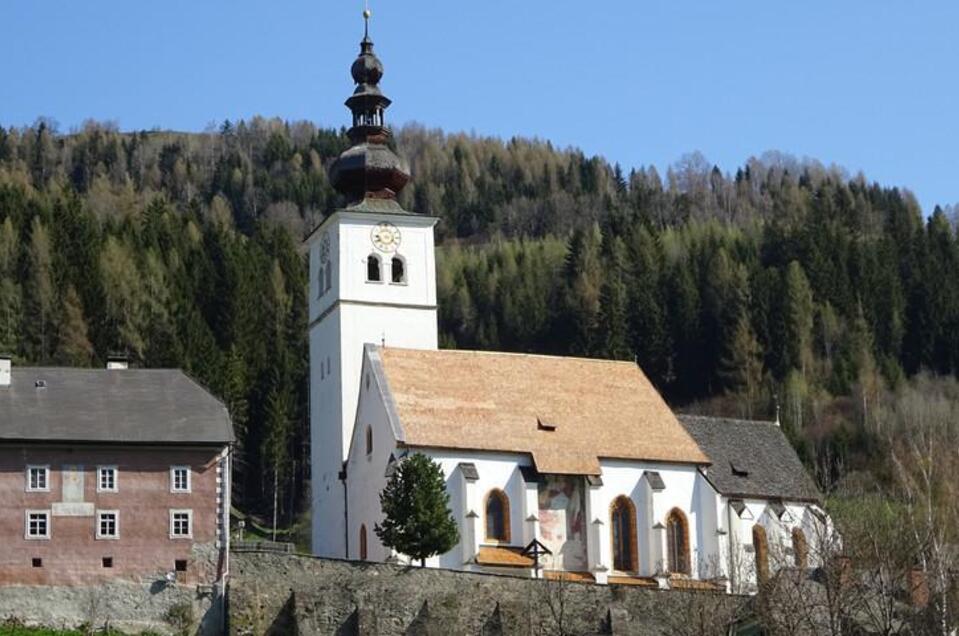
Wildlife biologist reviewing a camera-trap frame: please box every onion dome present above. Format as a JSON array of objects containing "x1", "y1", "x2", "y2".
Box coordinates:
[{"x1": 329, "y1": 10, "x2": 411, "y2": 203}]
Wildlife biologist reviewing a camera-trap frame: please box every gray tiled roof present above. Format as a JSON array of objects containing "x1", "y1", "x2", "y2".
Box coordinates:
[
  {"x1": 678, "y1": 415, "x2": 820, "y2": 503},
  {"x1": 0, "y1": 367, "x2": 234, "y2": 445}
]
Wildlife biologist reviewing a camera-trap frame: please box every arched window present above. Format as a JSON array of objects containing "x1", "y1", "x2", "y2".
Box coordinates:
[
  {"x1": 367, "y1": 254, "x2": 381, "y2": 282},
  {"x1": 610, "y1": 496, "x2": 638, "y2": 572},
  {"x1": 666, "y1": 508, "x2": 690, "y2": 575},
  {"x1": 359, "y1": 524, "x2": 368, "y2": 560},
  {"x1": 391, "y1": 256, "x2": 406, "y2": 284},
  {"x1": 324, "y1": 264, "x2": 332, "y2": 291},
  {"x1": 485, "y1": 489, "x2": 511, "y2": 543},
  {"x1": 365, "y1": 426, "x2": 373, "y2": 456},
  {"x1": 317, "y1": 266, "x2": 325, "y2": 297},
  {"x1": 792, "y1": 527, "x2": 808, "y2": 569},
  {"x1": 753, "y1": 524, "x2": 770, "y2": 583}
]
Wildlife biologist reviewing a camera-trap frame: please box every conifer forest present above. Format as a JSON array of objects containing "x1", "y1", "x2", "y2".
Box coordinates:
[{"x1": 1, "y1": 117, "x2": 959, "y2": 534}]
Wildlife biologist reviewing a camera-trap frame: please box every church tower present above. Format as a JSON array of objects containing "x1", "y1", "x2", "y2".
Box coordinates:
[{"x1": 307, "y1": 11, "x2": 438, "y2": 557}]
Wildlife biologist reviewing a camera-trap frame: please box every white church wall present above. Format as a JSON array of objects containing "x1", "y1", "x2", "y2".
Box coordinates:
[
  {"x1": 595, "y1": 460, "x2": 705, "y2": 578},
  {"x1": 309, "y1": 308, "x2": 345, "y2": 557},
  {"x1": 344, "y1": 354, "x2": 400, "y2": 563},
  {"x1": 415, "y1": 449, "x2": 532, "y2": 570},
  {"x1": 308, "y1": 209, "x2": 439, "y2": 559},
  {"x1": 724, "y1": 497, "x2": 828, "y2": 591}
]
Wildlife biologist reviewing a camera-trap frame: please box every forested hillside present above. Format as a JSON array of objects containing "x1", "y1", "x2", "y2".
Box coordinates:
[{"x1": 1, "y1": 117, "x2": 958, "y2": 523}]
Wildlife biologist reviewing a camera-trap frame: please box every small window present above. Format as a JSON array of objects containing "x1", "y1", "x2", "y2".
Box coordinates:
[
  {"x1": 102, "y1": 557, "x2": 113, "y2": 568},
  {"x1": 26, "y1": 465, "x2": 50, "y2": 492},
  {"x1": 317, "y1": 266, "x2": 325, "y2": 297},
  {"x1": 325, "y1": 265, "x2": 332, "y2": 292},
  {"x1": 97, "y1": 511, "x2": 119, "y2": 539},
  {"x1": 485, "y1": 489, "x2": 511, "y2": 543},
  {"x1": 32, "y1": 558, "x2": 42, "y2": 568},
  {"x1": 666, "y1": 508, "x2": 690, "y2": 575},
  {"x1": 25, "y1": 511, "x2": 50, "y2": 540},
  {"x1": 390, "y1": 256, "x2": 406, "y2": 284},
  {"x1": 174, "y1": 559, "x2": 188, "y2": 572},
  {"x1": 170, "y1": 510, "x2": 193, "y2": 539},
  {"x1": 98, "y1": 466, "x2": 118, "y2": 492},
  {"x1": 359, "y1": 524, "x2": 368, "y2": 560},
  {"x1": 170, "y1": 466, "x2": 191, "y2": 493},
  {"x1": 367, "y1": 254, "x2": 382, "y2": 282},
  {"x1": 365, "y1": 426, "x2": 373, "y2": 456}
]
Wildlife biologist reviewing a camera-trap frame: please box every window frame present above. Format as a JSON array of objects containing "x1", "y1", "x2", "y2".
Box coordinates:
[
  {"x1": 169, "y1": 509, "x2": 193, "y2": 540},
  {"x1": 484, "y1": 489, "x2": 511, "y2": 544},
  {"x1": 666, "y1": 508, "x2": 691, "y2": 575},
  {"x1": 97, "y1": 465, "x2": 118, "y2": 493},
  {"x1": 25, "y1": 510, "x2": 51, "y2": 540},
  {"x1": 25, "y1": 465, "x2": 50, "y2": 493},
  {"x1": 170, "y1": 466, "x2": 191, "y2": 493},
  {"x1": 610, "y1": 496, "x2": 639, "y2": 573},
  {"x1": 96, "y1": 510, "x2": 120, "y2": 540}
]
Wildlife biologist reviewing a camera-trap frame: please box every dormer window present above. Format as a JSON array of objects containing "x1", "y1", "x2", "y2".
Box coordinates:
[
  {"x1": 390, "y1": 256, "x2": 406, "y2": 284},
  {"x1": 367, "y1": 254, "x2": 382, "y2": 282}
]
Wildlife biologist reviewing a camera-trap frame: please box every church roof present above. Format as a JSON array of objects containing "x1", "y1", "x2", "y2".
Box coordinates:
[
  {"x1": 370, "y1": 346, "x2": 709, "y2": 474},
  {"x1": 0, "y1": 367, "x2": 234, "y2": 445},
  {"x1": 678, "y1": 415, "x2": 821, "y2": 503}
]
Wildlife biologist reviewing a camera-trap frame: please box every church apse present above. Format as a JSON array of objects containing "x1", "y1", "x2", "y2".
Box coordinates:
[{"x1": 537, "y1": 475, "x2": 588, "y2": 572}]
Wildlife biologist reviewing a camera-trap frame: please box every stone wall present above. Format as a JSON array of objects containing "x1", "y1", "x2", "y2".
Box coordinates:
[
  {"x1": 0, "y1": 579, "x2": 223, "y2": 634},
  {"x1": 229, "y1": 552, "x2": 748, "y2": 636}
]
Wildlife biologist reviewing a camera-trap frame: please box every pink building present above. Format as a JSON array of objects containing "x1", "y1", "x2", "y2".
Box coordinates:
[{"x1": 0, "y1": 357, "x2": 233, "y2": 589}]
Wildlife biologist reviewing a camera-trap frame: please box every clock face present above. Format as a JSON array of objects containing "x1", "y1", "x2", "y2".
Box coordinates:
[
  {"x1": 320, "y1": 232, "x2": 331, "y2": 262},
  {"x1": 371, "y1": 222, "x2": 401, "y2": 253}
]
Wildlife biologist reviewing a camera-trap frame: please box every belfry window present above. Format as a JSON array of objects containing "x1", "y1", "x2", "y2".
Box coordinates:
[
  {"x1": 485, "y1": 489, "x2": 510, "y2": 543},
  {"x1": 325, "y1": 264, "x2": 332, "y2": 291},
  {"x1": 666, "y1": 508, "x2": 690, "y2": 575},
  {"x1": 391, "y1": 256, "x2": 406, "y2": 284},
  {"x1": 317, "y1": 266, "x2": 325, "y2": 297},
  {"x1": 367, "y1": 254, "x2": 382, "y2": 282},
  {"x1": 610, "y1": 496, "x2": 638, "y2": 572}
]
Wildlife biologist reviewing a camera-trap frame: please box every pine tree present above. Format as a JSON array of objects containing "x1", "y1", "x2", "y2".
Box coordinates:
[
  {"x1": 375, "y1": 453, "x2": 459, "y2": 566},
  {"x1": 25, "y1": 217, "x2": 54, "y2": 362},
  {"x1": 783, "y1": 260, "x2": 814, "y2": 379},
  {"x1": 597, "y1": 236, "x2": 631, "y2": 360},
  {"x1": 719, "y1": 313, "x2": 764, "y2": 418},
  {"x1": 55, "y1": 285, "x2": 93, "y2": 366}
]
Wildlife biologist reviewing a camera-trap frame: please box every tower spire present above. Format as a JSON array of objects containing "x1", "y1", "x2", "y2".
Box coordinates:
[{"x1": 329, "y1": 7, "x2": 412, "y2": 206}]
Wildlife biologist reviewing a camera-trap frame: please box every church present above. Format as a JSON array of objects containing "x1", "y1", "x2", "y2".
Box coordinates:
[{"x1": 307, "y1": 13, "x2": 830, "y2": 592}]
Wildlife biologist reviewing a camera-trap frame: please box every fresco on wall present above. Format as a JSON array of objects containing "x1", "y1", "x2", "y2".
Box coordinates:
[{"x1": 538, "y1": 475, "x2": 587, "y2": 571}]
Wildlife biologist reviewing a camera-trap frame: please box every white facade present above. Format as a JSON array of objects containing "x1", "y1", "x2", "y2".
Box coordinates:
[
  {"x1": 307, "y1": 209, "x2": 438, "y2": 557},
  {"x1": 343, "y1": 348, "x2": 830, "y2": 589}
]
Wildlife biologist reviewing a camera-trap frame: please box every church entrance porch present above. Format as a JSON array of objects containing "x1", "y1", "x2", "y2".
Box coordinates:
[{"x1": 537, "y1": 475, "x2": 588, "y2": 572}]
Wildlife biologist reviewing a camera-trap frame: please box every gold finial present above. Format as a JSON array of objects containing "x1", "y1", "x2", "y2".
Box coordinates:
[{"x1": 363, "y1": 8, "x2": 372, "y2": 20}]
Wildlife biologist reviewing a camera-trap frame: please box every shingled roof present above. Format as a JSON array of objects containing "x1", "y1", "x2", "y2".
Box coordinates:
[
  {"x1": 0, "y1": 367, "x2": 234, "y2": 445},
  {"x1": 369, "y1": 346, "x2": 709, "y2": 474},
  {"x1": 678, "y1": 415, "x2": 820, "y2": 503}
]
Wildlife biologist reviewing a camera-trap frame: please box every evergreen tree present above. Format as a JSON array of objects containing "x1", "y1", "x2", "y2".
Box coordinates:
[
  {"x1": 375, "y1": 453, "x2": 459, "y2": 566},
  {"x1": 783, "y1": 260, "x2": 814, "y2": 379},
  {"x1": 25, "y1": 216, "x2": 54, "y2": 362},
  {"x1": 720, "y1": 313, "x2": 764, "y2": 418},
  {"x1": 596, "y1": 236, "x2": 631, "y2": 360},
  {"x1": 55, "y1": 285, "x2": 93, "y2": 366}
]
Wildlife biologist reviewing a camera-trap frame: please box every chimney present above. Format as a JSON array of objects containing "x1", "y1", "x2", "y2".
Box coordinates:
[
  {"x1": 0, "y1": 355, "x2": 10, "y2": 387},
  {"x1": 106, "y1": 355, "x2": 129, "y2": 370}
]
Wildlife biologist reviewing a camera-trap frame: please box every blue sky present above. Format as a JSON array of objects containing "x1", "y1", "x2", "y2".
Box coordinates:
[{"x1": 4, "y1": 1, "x2": 957, "y2": 212}]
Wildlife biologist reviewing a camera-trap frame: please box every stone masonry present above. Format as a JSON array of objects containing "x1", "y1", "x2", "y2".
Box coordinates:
[{"x1": 229, "y1": 552, "x2": 748, "y2": 636}]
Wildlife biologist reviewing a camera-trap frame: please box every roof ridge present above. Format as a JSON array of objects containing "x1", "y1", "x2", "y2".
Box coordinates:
[
  {"x1": 379, "y1": 346, "x2": 639, "y2": 366},
  {"x1": 678, "y1": 413, "x2": 778, "y2": 427}
]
